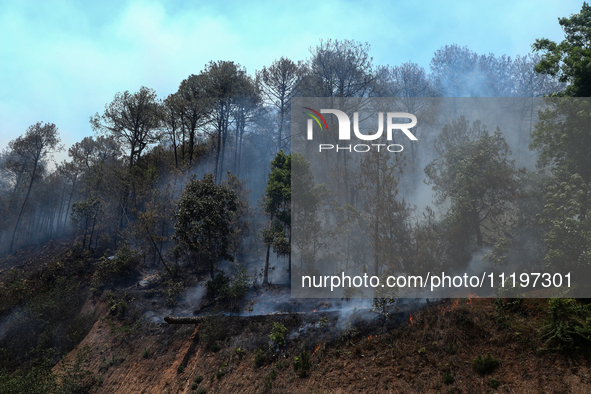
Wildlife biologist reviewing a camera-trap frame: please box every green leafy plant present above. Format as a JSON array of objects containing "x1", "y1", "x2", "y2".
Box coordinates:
[
  {"x1": 254, "y1": 349, "x2": 266, "y2": 368},
  {"x1": 269, "y1": 322, "x2": 288, "y2": 349},
  {"x1": 193, "y1": 374, "x2": 204, "y2": 384},
  {"x1": 539, "y1": 298, "x2": 591, "y2": 351},
  {"x1": 473, "y1": 353, "x2": 500, "y2": 374},
  {"x1": 293, "y1": 350, "x2": 310, "y2": 378},
  {"x1": 442, "y1": 371, "x2": 454, "y2": 384},
  {"x1": 489, "y1": 378, "x2": 500, "y2": 388}
]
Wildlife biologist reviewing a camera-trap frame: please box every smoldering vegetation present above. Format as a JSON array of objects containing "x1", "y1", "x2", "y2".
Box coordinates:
[{"x1": 3, "y1": 32, "x2": 591, "y2": 393}]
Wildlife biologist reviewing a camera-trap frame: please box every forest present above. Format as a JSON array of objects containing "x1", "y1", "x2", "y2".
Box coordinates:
[{"x1": 1, "y1": 3, "x2": 591, "y2": 393}]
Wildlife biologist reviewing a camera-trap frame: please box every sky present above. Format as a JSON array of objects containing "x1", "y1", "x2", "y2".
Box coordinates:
[{"x1": 0, "y1": 0, "x2": 584, "y2": 161}]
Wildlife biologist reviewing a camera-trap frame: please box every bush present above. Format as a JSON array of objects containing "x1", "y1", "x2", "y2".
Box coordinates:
[
  {"x1": 193, "y1": 374, "x2": 204, "y2": 384},
  {"x1": 95, "y1": 246, "x2": 138, "y2": 281},
  {"x1": 473, "y1": 353, "x2": 500, "y2": 374},
  {"x1": 107, "y1": 292, "x2": 134, "y2": 319},
  {"x1": 489, "y1": 378, "x2": 500, "y2": 388},
  {"x1": 194, "y1": 385, "x2": 206, "y2": 394},
  {"x1": 442, "y1": 371, "x2": 454, "y2": 384},
  {"x1": 293, "y1": 351, "x2": 310, "y2": 378},
  {"x1": 254, "y1": 349, "x2": 266, "y2": 368},
  {"x1": 268, "y1": 323, "x2": 288, "y2": 349},
  {"x1": 205, "y1": 266, "x2": 251, "y2": 312},
  {"x1": 199, "y1": 317, "x2": 229, "y2": 351},
  {"x1": 539, "y1": 298, "x2": 591, "y2": 351}
]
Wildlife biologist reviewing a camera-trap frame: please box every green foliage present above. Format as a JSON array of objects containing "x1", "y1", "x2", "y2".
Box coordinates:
[
  {"x1": 198, "y1": 317, "x2": 229, "y2": 351},
  {"x1": 472, "y1": 353, "x2": 500, "y2": 374},
  {"x1": 425, "y1": 117, "x2": 517, "y2": 252},
  {"x1": 107, "y1": 292, "x2": 134, "y2": 319},
  {"x1": 539, "y1": 174, "x2": 591, "y2": 273},
  {"x1": 532, "y1": 3, "x2": 591, "y2": 97},
  {"x1": 262, "y1": 151, "x2": 291, "y2": 283},
  {"x1": 489, "y1": 378, "x2": 500, "y2": 389},
  {"x1": 141, "y1": 348, "x2": 149, "y2": 359},
  {"x1": 194, "y1": 386, "x2": 206, "y2": 394},
  {"x1": 268, "y1": 323, "x2": 288, "y2": 349},
  {"x1": 0, "y1": 346, "x2": 97, "y2": 394},
  {"x1": 539, "y1": 298, "x2": 591, "y2": 351},
  {"x1": 177, "y1": 364, "x2": 185, "y2": 374},
  {"x1": 95, "y1": 246, "x2": 138, "y2": 281},
  {"x1": 215, "y1": 362, "x2": 227, "y2": 378},
  {"x1": 442, "y1": 371, "x2": 454, "y2": 384},
  {"x1": 204, "y1": 265, "x2": 251, "y2": 312},
  {"x1": 193, "y1": 374, "x2": 204, "y2": 384},
  {"x1": 293, "y1": 350, "x2": 310, "y2": 378},
  {"x1": 254, "y1": 349, "x2": 266, "y2": 368},
  {"x1": 173, "y1": 173, "x2": 238, "y2": 279},
  {"x1": 160, "y1": 280, "x2": 184, "y2": 306}
]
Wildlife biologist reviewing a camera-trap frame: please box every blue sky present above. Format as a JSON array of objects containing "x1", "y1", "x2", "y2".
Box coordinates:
[{"x1": 0, "y1": 0, "x2": 584, "y2": 158}]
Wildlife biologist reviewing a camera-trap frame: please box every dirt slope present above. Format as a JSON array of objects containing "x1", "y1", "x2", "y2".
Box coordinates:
[{"x1": 60, "y1": 297, "x2": 591, "y2": 394}]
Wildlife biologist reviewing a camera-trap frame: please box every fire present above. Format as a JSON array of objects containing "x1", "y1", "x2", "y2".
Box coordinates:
[
  {"x1": 466, "y1": 292, "x2": 479, "y2": 304},
  {"x1": 438, "y1": 299, "x2": 460, "y2": 315},
  {"x1": 313, "y1": 309, "x2": 317, "y2": 313},
  {"x1": 408, "y1": 315, "x2": 414, "y2": 326},
  {"x1": 312, "y1": 344, "x2": 321, "y2": 356}
]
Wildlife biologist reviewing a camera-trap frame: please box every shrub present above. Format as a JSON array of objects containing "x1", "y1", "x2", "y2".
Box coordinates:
[
  {"x1": 141, "y1": 348, "x2": 149, "y2": 359},
  {"x1": 254, "y1": 349, "x2": 266, "y2": 368},
  {"x1": 539, "y1": 298, "x2": 591, "y2": 351},
  {"x1": 193, "y1": 374, "x2": 204, "y2": 384},
  {"x1": 269, "y1": 323, "x2": 288, "y2": 349},
  {"x1": 473, "y1": 353, "x2": 500, "y2": 374},
  {"x1": 177, "y1": 364, "x2": 185, "y2": 374},
  {"x1": 293, "y1": 351, "x2": 310, "y2": 378},
  {"x1": 215, "y1": 362, "x2": 227, "y2": 379},
  {"x1": 489, "y1": 378, "x2": 500, "y2": 388},
  {"x1": 199, "y1": 317, "x2": 229, "y2": 351},
  {"x1": 194, "y1": 385, "x2": 207, "y2": 394},
  {"x1": 442, "y1": 371, "x2": 454, "y2": 384},
  {"x1": 107, "y1": 292, "x2": 135, "y2": 319},
  {"x1": 95, "y1": 245, "x2": 138, "y2": 281}
]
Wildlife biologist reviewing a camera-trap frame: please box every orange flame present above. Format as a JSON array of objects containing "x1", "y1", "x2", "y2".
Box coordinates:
[
  {"x1": 312, "y1": 344, "x2": 321, "y2": 356},
  {"x1": 408, "y1": 315, "x2": 414, "y2": 326}
]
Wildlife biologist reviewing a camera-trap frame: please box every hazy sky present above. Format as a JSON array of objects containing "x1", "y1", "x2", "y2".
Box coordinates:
[{"x1": 0, "y1": 0, "x2": 584, "y2": 159}]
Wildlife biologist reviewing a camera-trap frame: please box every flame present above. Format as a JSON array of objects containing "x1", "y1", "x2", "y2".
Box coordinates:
[
  {"x1": 312, "y1": 344, "x2": 321, "y2": 356},
  {"x1": 438, "y1": 299, "x2": 460, "y2": 315},
  {"x1": 313, "y1": 309, "x2": 317, "y2": 313},
  {"x1": 408, "y1": 315, "x2": 414, "y2": 326},
  {"x1": 466, "y1": 292, "x2": 479, "y2": 304}
]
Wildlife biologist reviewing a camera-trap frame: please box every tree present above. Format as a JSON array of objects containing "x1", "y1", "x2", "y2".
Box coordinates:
[
  {"x1": 173, "y1": 173, "x2": 238, "y2": 280},
  {"x1": 261, "y1": 151, "x2": 291, "y2": 285},
  {"x1": 539, "y1": 173, "x2": 591, "y2": 277},
  {"x1": 175, "y1": 74, "x2": 212, "y2": 167},
  {"x1": 358, "y1": 139, "x2": 410, "y2": 277},
  {"x1": 90, "y1": 86, "x2": 161, "y2": 169},
  {"x1": 258, "y1": 57, "x2": 305, "y2": 152},
  {"x1": 70, "y1": 196, "x2": 102, "y2": 250},
  {"x1": 532, "y1": 2, "x2": 591, "y2": 97},
  {"x1": 202, "y1": 61, "x2": 253, "y2": 183},
  {"x1": 303, "y1": 39, "x2": 375, "y2": 98},
  {"x1": 425, "y1": 117, "x2": 517, "y2": 259},
  {"x1": 530, "y1": 98, "x2": 591, "y2": 183},
  {"x1": 6, "y1": 122, "x2": 62, "y2": 253}
]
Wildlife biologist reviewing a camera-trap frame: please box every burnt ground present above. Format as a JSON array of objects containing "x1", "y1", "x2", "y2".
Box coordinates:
[{"x1": 60, "y1": 294, "x2": 591, "y2": 394}]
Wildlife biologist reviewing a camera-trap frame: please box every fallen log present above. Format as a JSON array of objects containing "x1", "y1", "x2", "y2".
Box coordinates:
[{"x1": 164, "y1": 316, "x2": 203, "y2": 324}]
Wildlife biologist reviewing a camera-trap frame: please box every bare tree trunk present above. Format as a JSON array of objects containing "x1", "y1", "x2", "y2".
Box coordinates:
[{"x1": 9, "y1": 165, "x2": 38, "y2": 254}]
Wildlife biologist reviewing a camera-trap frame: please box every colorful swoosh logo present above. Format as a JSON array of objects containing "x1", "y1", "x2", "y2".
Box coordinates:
[{"x1": 303, "y1": 107, "x2": 329, "y2": 132}]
